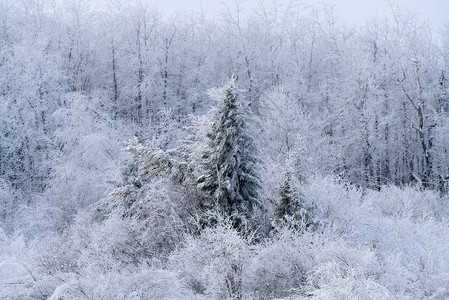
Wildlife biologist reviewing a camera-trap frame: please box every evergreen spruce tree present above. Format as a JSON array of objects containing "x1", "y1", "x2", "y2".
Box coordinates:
[
  {"x1": 275, "y1": 171, "x2": 299, "y2": 220},
  {"x1": 275, "y1": 162, "x2": 314, "y2": 231},
  {"x1": 197, "y1": 78, "x2": 263, "y2": 228}
]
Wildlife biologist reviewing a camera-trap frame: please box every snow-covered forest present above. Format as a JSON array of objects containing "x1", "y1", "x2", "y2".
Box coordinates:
[{"x1": 1, "y1": 0, "x2": 449, "y2": 298}]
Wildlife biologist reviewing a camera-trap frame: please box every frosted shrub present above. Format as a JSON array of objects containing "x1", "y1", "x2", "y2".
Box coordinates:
[
  {"x1": 372, "y1": 219, "x2": 449, "y2": 298},
  {"x1": 169, "y1": 219, "x2": 250, "y2": 299},
  {"x1": 74, "y1": 214, "x2": 142, "y2": 272},
  {"x1": 305, "y1": 239, "x2": 389, "y2": 299},
  {"x1": 307, "y1": 262, "x2": 391, "y2": 300},
  {"x1": 81, "y1": 267, "x2": 195, "y2": 300},
  {"x1": 124, "y1": 178, "x2": 197, "y2": 259},
  {"x1": 364, "y1": 185, "x2": 446, "y2": 221},
  {"x1": 46, "y1": 265, "x2": 197, "y2": 300},
  {"x1": 243, "y1": 228, "x2": 317, "y2": 299},
  {"x1": 49, "y1": 279, "x2": 90, "y2": 300},
  {"x1": 0, "y1": 234, "x2": 54, "y2": 299},
  {"x1": 303, "y1": 176, "x2": 363, "y2": 233}
]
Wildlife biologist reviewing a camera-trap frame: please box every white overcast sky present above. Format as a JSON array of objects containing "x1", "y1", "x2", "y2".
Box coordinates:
[
  {"x1": 153, "y1": 0, "x2": 448, "y2": 30},
  {"x1": 94, "y1": 0, "x2": 448, "y2": 32}
]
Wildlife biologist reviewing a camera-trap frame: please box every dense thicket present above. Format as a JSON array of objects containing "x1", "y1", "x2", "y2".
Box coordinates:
[{"x1": 1, "y1": 0, "x2": 449, "y2": 299}]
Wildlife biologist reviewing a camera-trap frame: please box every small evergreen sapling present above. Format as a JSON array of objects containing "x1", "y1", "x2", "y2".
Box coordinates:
[
  {"x1": 276, "y1": 171, "x2": 299, "y2": 220},
  {"x1": 275, "y1": 168, "x2": 314, "y2": 231}
]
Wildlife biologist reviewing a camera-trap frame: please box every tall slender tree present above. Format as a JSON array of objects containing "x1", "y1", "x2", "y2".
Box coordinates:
[{"x1": 197, "y1": 78, "x2": 263, "y2": 228}]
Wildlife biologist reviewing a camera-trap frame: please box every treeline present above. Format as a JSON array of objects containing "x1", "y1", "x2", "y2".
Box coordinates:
[{"x1": 1, "y1": 0, "x2": 448, "y2": 206}]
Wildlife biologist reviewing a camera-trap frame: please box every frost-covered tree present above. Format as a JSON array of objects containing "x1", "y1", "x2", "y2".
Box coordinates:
[
  {"x1": 197, "y1": 79, "x2": 263, "y2": 228},
  {"x1": 276, "y1": 170, "x2": 299, "y2": 220},
  {"x1": 275, "y1": 168, "x2": 314, "y2": 231}
]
